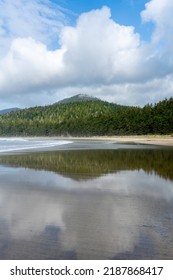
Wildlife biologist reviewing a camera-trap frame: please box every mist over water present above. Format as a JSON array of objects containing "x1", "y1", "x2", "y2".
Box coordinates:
[{"x1": 0, "y1": 142, "x2": 173, "y2": 259}]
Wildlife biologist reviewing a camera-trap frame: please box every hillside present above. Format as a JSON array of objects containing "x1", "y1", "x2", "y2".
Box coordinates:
[
  {"x1": 0, "y1": 107, "x2": 20, "y2": 115},
  {"x1": 55, "y1": 94, "x2": 100, "y2": 104},
  {"x1": 0, "y1": 96, "x2": 172, "y2": 136}
]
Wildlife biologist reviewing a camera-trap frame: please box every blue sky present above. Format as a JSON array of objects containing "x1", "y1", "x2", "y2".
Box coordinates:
[
  {"x1": 0, "y1": 0, "x2": 173, "y2": 108},
  {"x1": 57, "y1": 0, "x2": 153, "y2": 41},
  {"x1": 60, "y1": 0, "x2": 146, "y2": 23}
]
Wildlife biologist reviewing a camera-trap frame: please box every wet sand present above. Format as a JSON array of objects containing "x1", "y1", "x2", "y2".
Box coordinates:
[
  {"x1": 0, "y1": 141, "x2": 173, "y2": 259},
  {"x1": 52, "y1": 135, "x2": 173, "y2": 147}
]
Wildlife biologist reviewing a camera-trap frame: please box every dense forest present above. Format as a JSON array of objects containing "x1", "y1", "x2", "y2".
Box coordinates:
[{"x1": 0, "y1": 96, "x2": 172, "y2": 136}]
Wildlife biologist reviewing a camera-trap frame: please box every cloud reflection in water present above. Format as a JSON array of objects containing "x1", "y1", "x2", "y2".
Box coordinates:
[{"x1": 0, "y1": 165, "x2": 173, "y2": 259}]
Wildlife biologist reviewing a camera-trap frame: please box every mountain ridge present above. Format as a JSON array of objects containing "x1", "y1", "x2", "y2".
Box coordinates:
[
  {"x1": 55, "y1": 94, "x2": 101, "y2": 105},
  {"x1": 0, "y1": 107, "x2": 21, "y2": 115}
]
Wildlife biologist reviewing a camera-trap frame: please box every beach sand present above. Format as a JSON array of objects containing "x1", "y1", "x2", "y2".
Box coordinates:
[{"x1": 48, "y1": 135, "x2": 173, "y2": 147}]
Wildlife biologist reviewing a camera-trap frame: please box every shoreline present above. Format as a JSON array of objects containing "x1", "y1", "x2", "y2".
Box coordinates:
[
  {"x1": 36, "y1": 135, "x2": 173, "y2": 147},
  {"x1": 73, "y1": 135, "x2": 173, "y2": 146},
  {"x1": 0, "y1": 135, "x2": 173, "y2": 147}
]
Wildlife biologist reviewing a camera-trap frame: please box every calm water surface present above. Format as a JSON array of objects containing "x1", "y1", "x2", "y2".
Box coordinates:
[{"x1": 0, "y1": 140, "x2": 173, "y2": 259}]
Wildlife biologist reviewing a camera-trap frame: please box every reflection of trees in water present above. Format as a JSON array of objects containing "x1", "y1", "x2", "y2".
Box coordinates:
[{"x1": 0, "y1": 149, "x2": 172, "y2": 181}]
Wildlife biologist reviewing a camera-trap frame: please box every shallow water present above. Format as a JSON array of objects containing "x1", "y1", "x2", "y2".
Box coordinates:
[
  {"x1": 0, "y1": 141, "x2": 173, "y2": 259},
  {"x1": 0, "y1": 138, "x2": 72, "y2": 153}
]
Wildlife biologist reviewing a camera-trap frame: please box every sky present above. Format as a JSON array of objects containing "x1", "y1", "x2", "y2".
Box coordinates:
[{"x1": 0, "y1": 0, "x2": 173, "y2": 109}]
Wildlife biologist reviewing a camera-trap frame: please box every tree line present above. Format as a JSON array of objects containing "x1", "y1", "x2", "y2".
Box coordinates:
[{"x1": 0, "y1": 98, "x2": 172, "y2": 136}]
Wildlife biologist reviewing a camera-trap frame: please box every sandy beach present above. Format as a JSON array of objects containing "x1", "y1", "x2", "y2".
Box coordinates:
[
  {"x1": 1, "y1": 135, "x2": 173, "y2": 147},
  {"x1": 48, "y1": 135, "x2": 173, "y2": 147}
]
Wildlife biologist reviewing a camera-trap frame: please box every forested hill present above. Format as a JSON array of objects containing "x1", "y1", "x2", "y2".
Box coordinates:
[
  {"x1": 0, "y1": 96, "x2": 172, "y2": 136},
  {"x1": 0, "y1": 107, "x2": 20, "y2": 115},
  {"x1": 55, "y1": 93, "x2": 100, "y2": 104}
]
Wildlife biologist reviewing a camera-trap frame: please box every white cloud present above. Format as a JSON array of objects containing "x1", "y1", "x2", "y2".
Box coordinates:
[
  {"x1": 61, "y1": 6, "x2": 143, "y2": 84},
  {"x1": 0, "y1": 0, "x2": 66, "y2": 54},
  {"x1": 141, "y1": 0, "x2": 173, "y2": 69},
  {"x1": 0, "y1": 38, "x2": 65, "y2": 94},
  {"x1": 0, "y1": 2, "x2": 173, "y2": 108},
  {"x1": 141, "y1": 0, "x2": 173, "y2": 43}
]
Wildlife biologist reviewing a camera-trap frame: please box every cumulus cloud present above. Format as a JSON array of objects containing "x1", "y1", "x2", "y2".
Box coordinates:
[
  {"x1": 0, "y1": 1, "x2": 173, "y2": 107},
  {"x1": 0, "y1": 38, "x2": 65, "y2": 94},
  {"x1": 61, "y1": 7, "x2": 143, "y2": 84},
  {"x1": 141, "y1": 0, "x2": 173, "y2": 43}
]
